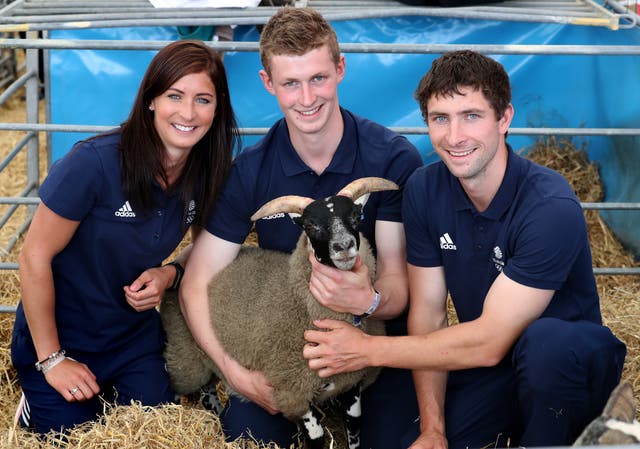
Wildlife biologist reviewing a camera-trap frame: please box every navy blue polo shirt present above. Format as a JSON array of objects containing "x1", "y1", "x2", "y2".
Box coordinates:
[
  {"x1": 207, "y1": 107, "x2": 423, "y2": 254},
  {"x1": 206, "y1": 108, "x2": 422, "y2": 335},
  {"x1": 403, "y1": 148, "x2": 601, "y2": 324},
  {"x1": 15, "y1": 131, "x2": 195, "y2": 352}
]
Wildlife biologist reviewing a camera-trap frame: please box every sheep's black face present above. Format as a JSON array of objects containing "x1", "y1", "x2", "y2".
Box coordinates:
[{"x1": 294, "y1": 195, "x2": 362, "y2": 270}]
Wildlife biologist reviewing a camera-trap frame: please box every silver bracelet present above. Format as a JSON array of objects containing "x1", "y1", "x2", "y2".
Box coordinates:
[{"x1": 35, "y1": 349, "x2": 66, "y2": 374}]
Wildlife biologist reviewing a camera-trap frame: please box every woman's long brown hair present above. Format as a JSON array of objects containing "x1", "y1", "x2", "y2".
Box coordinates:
[{"x1": 120, "y1": 39, "x2": 239, "y2": 226}]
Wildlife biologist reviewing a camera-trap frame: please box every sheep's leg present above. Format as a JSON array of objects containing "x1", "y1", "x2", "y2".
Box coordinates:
[
  {"x1": 198, "y1": 379, "x2": 224, "y2": 416},
  {"x1": 336, "y1": 385, "x2": 362, "y2": 449},
  {"x1": 300, "y1": 405, "x2": 325, "y2": 449}
]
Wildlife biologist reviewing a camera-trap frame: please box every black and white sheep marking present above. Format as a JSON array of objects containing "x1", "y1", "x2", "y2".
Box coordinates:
[{"x1": 160, "y1": 177, "x2": 398, "y2": 449}]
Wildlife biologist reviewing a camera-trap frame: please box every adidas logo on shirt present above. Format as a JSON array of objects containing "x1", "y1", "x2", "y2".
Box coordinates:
[
  {"x1": 439, "y1": 233, "x2": 457, "y2": 250},
  {"x1": 115, "y1": 201, "x2": 136, "y2": 218}
]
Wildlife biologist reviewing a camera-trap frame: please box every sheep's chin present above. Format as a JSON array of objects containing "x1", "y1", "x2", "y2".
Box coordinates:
[{"x1": 332, "y1": 256, "x2": 357, "y2": 271}]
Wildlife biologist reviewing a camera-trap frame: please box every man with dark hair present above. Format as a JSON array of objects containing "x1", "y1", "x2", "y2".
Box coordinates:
[{"x1": 303, "y1": 50, "x2": 626, "y2": 449}]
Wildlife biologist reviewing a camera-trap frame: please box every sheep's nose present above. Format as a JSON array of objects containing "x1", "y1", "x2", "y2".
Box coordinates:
[{"x1": 332, "y1": 240, "x2": 355, "y2": 253}]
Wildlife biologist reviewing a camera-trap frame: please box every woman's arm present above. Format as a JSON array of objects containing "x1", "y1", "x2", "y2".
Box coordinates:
[{"x1": 19, "y1": 203, "x2": 100, "y2": 402}]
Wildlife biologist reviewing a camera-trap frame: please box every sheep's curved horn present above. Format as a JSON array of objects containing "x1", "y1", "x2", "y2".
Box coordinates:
[
  {"x1": 251, "y1": 195, "x2": 314, "y2": 221},
  {"x1": 337, "y1": 177, "x2": 399, "y2": 200}
]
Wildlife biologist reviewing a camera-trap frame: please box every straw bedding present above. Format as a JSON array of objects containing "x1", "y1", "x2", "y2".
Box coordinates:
[{"x1": 0, "y1": 93, "x2": 638, "y2": 448}]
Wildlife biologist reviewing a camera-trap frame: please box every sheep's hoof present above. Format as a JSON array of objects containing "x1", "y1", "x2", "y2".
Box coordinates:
[
  {"x1": 306, "y1": 435, "x2": 325, "y2": 449},
  {"x1": 194, "y1": 380, "x2": 224, "y2": 416}
]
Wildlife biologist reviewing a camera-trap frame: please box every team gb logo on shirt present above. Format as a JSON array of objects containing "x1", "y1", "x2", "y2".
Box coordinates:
[
  {"x1": 186, "y1": 200, "x2": 197, "y2": 225},
  {"x1": 492, "y1": 246, "x2": 505, "y2": 272}
]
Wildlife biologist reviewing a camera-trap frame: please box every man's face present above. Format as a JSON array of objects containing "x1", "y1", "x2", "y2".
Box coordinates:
[
  {"x1": 426, "y1": 86, "x2": 513, "y2": 183},
  {"x1": 259, "y1": 45, "x2": 345, "y2": 139}
]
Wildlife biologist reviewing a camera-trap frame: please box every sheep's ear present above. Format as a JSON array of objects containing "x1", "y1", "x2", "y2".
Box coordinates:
[{"x1": 354, "y1": 193, "x2": 370, "y2": 208}]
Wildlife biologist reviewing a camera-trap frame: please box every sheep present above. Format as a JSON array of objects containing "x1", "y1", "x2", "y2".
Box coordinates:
[
  {"x1": 160, "y1": 177, "x2": 398, "y2": 449},
  {"x1": 573, "y1": 380, "x2": 640, "y2": 445}
]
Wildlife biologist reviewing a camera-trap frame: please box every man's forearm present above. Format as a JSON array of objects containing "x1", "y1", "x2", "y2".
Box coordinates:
[
  {"x1": 413, "y1": 369, "x2": 447, "y2": 435},
  {"x1": 366, "y1": 321, "x2": 501, "y2": 371}
]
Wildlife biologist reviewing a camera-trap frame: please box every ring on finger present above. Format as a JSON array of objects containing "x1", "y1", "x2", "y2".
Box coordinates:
[{"x1": 69, "y1": 387, "x2": 79, "y2": 395}]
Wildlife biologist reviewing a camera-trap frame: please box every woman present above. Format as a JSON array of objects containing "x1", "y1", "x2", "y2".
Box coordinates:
[{"x1": 11, "y1": 40, "x2": 239, "y2": 434}]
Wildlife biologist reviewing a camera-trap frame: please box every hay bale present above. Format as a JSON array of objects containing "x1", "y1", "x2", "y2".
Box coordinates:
[
  {"x1": 525, "y1": 136, "x2": 602, "y2": 202},
  {"x1": 0, "y1": 315, "x2": 20, "y2": 434},
  {"x1": 4, "y1": 401, "x2": 236, "y2": 449}
]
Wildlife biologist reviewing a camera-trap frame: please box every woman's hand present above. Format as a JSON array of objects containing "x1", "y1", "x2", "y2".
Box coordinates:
[
  {"x1": 44, "y1": 357, "x2": 101, "y2": 402},
  {"x1": 124, "y1": 265, "x2": 175, "y2": 311}
]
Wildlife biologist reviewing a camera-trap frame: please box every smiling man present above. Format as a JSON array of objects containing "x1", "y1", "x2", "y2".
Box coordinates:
[
  {"x1": 303, "y1": 50, "x2": 627, "y2": 449},
  {"x1": 179, "y1": 7, "x2": 423, "y2": 449}
]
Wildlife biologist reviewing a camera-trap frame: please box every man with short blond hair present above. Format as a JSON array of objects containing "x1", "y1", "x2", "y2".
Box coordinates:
[{"x1": 181, "y1": 7, "x2": 423, "y2": 448}]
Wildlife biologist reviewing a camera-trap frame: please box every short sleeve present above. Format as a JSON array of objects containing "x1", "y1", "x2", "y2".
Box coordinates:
[
  {"x1": 204, "y1": 161, "x2": 254, "y2": 244},
  {"x1": 376, "y1": 136, "x2": 423, "y2": 223},
  {"x1": 402, "y1": 168, "x2": 442, "y2": 267},
  {"x1": 38, "y1": 142, "x2": 102, "y2": 221},
  {"x1": 503, "y1": 197, "x2": 586, "y2": 290}
]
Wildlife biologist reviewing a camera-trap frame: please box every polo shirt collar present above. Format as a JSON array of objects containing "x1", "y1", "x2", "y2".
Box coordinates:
[
  {"x1": 279, "y1": 107, "x2": 356, "y2": 177},
  {"x1": 452, "y1": 145, "x2": 522, "y2": 220}
]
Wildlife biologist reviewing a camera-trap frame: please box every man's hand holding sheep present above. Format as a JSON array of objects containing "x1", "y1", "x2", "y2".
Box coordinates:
[
  {"x1": 308, "y1": 253, "x2": 376, "y2": 315},
  {"x1": 218, "y1": 354, "x2": 278, "y2": 415},
  {"x1": 304, "y1": 319, "x2": 375, "y2": 378}
]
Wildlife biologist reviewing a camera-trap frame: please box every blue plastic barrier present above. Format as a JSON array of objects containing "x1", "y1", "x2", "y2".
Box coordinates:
[{"x1": 49, "y1": 17, "x2": 640, "y2": 255}]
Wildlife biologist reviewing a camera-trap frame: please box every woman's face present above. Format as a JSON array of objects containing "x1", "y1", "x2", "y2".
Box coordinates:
[{"x1": 149, "y1": 70, "x2": 217, "y2": 160}]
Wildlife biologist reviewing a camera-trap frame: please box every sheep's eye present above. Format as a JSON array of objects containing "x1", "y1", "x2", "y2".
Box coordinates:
[
  {"x1": 304, "y1": 221, "x2": 326, "y2": 239},
  {"x1": 348, "y1": 208, "x2": 362, "y2": 229}
]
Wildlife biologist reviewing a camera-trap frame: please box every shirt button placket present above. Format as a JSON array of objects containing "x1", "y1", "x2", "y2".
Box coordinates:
[
  {"x1": 153, "y1": 209, "x2": 164, "y2": 242},
  {"x1": 474, "y1": 219, "x2": 485, "y2": 252}
]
